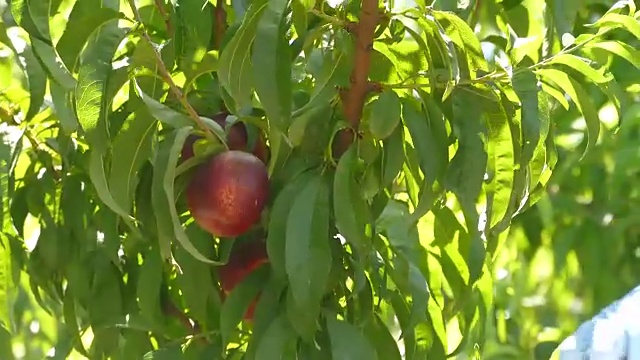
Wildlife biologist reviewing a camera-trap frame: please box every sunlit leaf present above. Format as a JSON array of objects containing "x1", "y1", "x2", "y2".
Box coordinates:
[
  {"x1": 536, "y1": 68, "x2": 601, "y2": 158},
  {"x1": 218, "y1": 1, "x2": 267, "y2": 112},
  {"x1": 586, "y1": 41, "x2": 640, "y2": 69}
]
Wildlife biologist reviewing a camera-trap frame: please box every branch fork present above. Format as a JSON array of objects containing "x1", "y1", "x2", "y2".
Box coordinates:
[{"x1": 334, "y1": 0, "x2": 382, "y2": 157}]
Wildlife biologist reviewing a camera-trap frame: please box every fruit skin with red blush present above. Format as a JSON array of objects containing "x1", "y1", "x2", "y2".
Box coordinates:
[
  {"x1": 186, "y1": 150, "x2": 269, "y2": 238},
  {"x1": 218, "y1": 239, "x2": 269, "y2": 321}
]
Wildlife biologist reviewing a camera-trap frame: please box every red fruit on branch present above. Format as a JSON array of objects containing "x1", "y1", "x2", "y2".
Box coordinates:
[
  {"x1": 218, "y1": 239, "x2": 269, "y2": 321},
  {"x1": 186, "y1": 151, "x2": 269, "y2": 238}
]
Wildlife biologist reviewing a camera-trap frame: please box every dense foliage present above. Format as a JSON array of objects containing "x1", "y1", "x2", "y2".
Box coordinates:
[{"x1": 0, "y1": 0, "x2": 638, "y2": 359}]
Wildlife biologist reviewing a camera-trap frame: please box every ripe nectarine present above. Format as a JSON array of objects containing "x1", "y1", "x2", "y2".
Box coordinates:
[
  {"x1": 186, "y1": 151, "x2": 269, "y2": 238},
  {"x1": 218, "y1": 239, "x2": 269, "y2": 321}
]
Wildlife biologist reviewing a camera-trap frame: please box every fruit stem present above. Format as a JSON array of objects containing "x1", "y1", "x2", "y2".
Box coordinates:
[
  {"x1": 335, "y1": 0, "x2": 380, "y2": 156},
  {"x1": 126, "y1": 0, "x2": 220, "y2": 144}
]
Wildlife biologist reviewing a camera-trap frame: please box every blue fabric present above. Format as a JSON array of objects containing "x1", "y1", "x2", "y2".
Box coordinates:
[{"x1": 554, "y1": 285, "x2": 640, "y2": 359}]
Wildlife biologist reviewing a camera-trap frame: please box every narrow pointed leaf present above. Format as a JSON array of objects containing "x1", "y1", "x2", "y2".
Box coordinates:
[
  {"x1": 252, "y1": 0, "x2": 292, "y2": 130},
  {"x1": 151, "y1": 127, "x2": 223, "y2": 264},
  {"x1": 369, "y1": 89, "x2": 402, "y2": 140}
]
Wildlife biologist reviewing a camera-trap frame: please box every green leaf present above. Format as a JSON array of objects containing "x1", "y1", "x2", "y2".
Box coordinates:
[
  {"x1": 21, "y1": 44, "x2": 47, "y2": 122},
  {"x1": 108, "y1": 109, "x2": 157, "y2": 214},
  {"x1": 220, "y1": 264, "x2": 270, "y2": 346},
  {"x1": 31, "y1": 37, "x2": 76, "y2": 91},
  {"x1": 402, "y1": 96, "x2": 448, "y2": 187},
  {"x1": 545, "y1": 0, "x2": 580, "y2": 38},
  {"x1": 137, "y1": 247, "x2": 164, "y2": 326},
  {"x1": 88, "y1": 253, "x2": 124, "y2": 328},
  {"x1": 585, "y1": 40, "x2": 640, "y2": 69},
  {"x1": 363, "y1": 314, "x2": 402, "y2": 360},
  {"x1": 368, "y1": 89, "x2": 402, "y2": 140},
  {"x1": 546, "y1": 53, "x2": 614, "y2": 83},
  {"x1": 0, "y1": 234, "x2": 13, "y2": 333},
  {"x1": 56, "y1": 2, "x2": 121, "y2": 70},
  {"x1": 132, "y1": 79, "x2": 227, "y2": 142},
  {"x1": 143, "y1": 345, "x2": 183, "y2": 360},
  {"x1": 0, "y1": 325, "x2": 13, "y2": 360},
  {"x1": 62, "y1": 289, "x2": 88, "y2": 357},
  {"x1": 388, "y1": 292, "x2": 417, "y2": 359},
  {"x1": 151, "y1": 127, "x2": 223, "y2": 264},
  {"x1": 447, "y1": 86, "x2": 489, "y2": 284},
  {"x1": 326, "y1": 314, "x2": 378, "y2": 360},
  {"x1": 218, "y1": 1, "x2": 268, "y2": 112},
  {"x1": 79, "y1": 22, "x2": 138, "y2": 228},
  {"x1": 50, "y1": 81, "x2": 79, "y2": 134},
  {"x1": 333, "y1": 146, "x2": 369, "y2": 255},
  {"x1": 285, "y1": 173, "x2": 331, "y2": 339},
  {"x1": 433, "y1": 10, "x2": 489, "y2": 75},
  {"x1": 183, "y1": 51, "x2": 220, "y2": 91},
  {"x1": 174, "y1": 224, "x2": 218, "y2": 325},
  {"x1": 252, "y1": 0, "x2": 292, "y2": 130},
  {"x1": 589, "y1": 13, "x2": 640, "y2": 40},
  {"x1": 483, "y1": 91, "x2": 515, "y2": 229},
  {"x1": 381, "y1": 124, "x2": 405, "y2": 188},
  {"x1": 292, "y1": 48, "x2": 349, "y2": 117},
  {"x1": 267, "y1": 170, "x2": 316, "y2": 281},
  {"x1": 512, "y1": 68, "x2": 541, "y2": 165},
  {"x1": 175, "y1": 0, "x2": 212, "y2": 72},
  {"x1": 254, "y1": 315, "x2": 298, "y2": 360},
  {"x1": 536, "y1": 68, "x2": 601, "y2": 158}
]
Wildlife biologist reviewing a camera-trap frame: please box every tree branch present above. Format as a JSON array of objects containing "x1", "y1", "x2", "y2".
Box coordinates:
[
  {"x1": 212, "y1": 0, "x2": 227, "y2": 50},
  {"x1": 335, "y1": 0, "x2": 380, "y2": 157},
  {"x1": 126, "y1": 0, "x2": 221, "y2": 144}
]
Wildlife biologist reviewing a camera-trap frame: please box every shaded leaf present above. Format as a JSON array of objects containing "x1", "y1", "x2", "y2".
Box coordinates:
[
  {"x1": 220, "y1": 264, "x2": 270, "y2": 345},
  {"x1": 252, "y1": 0, "x2": 292, "y2": 130},
  {"x1": 381, "y1": 124, "x2": 405, "y2": 188},
  {"x1": 363, "y1": 314, "x2": 402, "y2": 360},
  {"x1": 285, "y1": 173, "x2": 331, "y2": 339},
  {"x1": 108, "y1": 109, "x2": 157, "y2": 214},
  {"x1": 254, "y1": 315, "x2": 298, "y2": 360},
  {"x1": 137, "y1": 247, "x2": 164, "y2": 326},
  {"x1": 56, "y1": 2, "x2": 122, "y2": 70},
  {"x1": 218, "y1": 2, "x2": 267, "y2": 112},
  {"x1": 21, "y1": 45, "x2": 47, "y2": 122},
  {"x1": 512, "y1": 68, "x2": 540, "y2": 165},
  {"x1": 369, "y1": 89, "x2": 402, "y2": 140},
  {"x1": 326, "y1": 313, "x2": 378, "y2": 360},
  {"x1": 267, "y1": 170, "x2": 316, "y2": 281},
  {"x1": 334, "y1": 146, "x2": 369, "y2": 255}
]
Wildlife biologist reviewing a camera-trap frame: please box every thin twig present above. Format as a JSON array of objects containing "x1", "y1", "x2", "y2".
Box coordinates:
[
  {"x1": 334, "y1": 0, "x2": 381, "y2": 156},
  {"x1": 126, "y1": 0, "x2": 219, "y2": 143}
]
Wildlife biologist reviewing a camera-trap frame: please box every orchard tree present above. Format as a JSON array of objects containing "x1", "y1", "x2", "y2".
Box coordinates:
[{"x1": 0, "y1": 0, "x2": 638, "y2": 358}]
